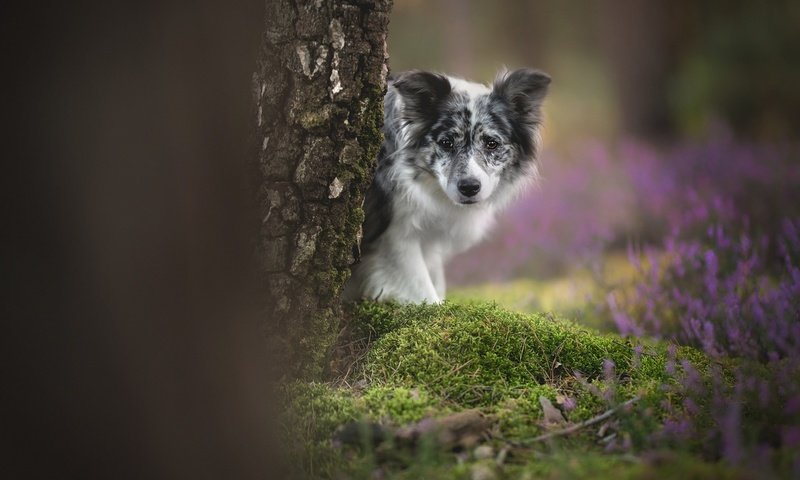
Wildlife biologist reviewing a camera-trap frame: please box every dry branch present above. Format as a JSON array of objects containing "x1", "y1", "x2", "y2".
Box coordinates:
[{"x1": 514, "y1": 396, "x2": 641, "y2": 446}]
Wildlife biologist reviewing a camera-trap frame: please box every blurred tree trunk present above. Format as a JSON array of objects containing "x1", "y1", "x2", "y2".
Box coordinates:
[
  {"x1": 499, "y1": 0, "x2": 548, "y2": 68},
  {"x1": 254, "y1": 0, "x2": 391, "y2": 378},
  {"x1": 598, "y1": 0, "x2": 688, "y2": 141},
  {"x1": 440, "y1": 0, "x2": 473, "y2": 76}
]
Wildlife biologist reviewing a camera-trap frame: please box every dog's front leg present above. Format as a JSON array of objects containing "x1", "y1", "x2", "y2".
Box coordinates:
[
  {"x1": 380, "y1": 238, "x2": 441, "y2": 304},
  {"x1": 423, "y1": 247, "x2": 446, "y2": 300}
]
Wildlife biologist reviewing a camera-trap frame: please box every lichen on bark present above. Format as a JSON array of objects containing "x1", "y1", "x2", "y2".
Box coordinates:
[{"x1": 254, "y1": 0, "x2": 392, "y2": 378}]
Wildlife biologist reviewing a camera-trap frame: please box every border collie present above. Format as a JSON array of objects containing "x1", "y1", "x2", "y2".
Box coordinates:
[{"x1": 343, "y1": 69, "x2": 551, "y2": 303}]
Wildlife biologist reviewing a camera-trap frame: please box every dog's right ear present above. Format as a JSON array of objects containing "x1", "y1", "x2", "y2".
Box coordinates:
[{"x1": 392, "y1": 71, "x2": 452, "y2": 126}]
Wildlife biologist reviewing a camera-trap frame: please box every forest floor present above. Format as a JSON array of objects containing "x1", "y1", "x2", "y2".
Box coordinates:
[
  {"x1": 280, "y1": 139, "x2": 800, "y2": 478},
  {"x1": 282, "y1": 277, "x2": 750, "y2": 479}
]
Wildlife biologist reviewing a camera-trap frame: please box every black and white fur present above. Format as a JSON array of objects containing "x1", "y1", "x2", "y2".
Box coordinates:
[{"x1": 343, "y1": 69, "x2": 551, "y2": 303}]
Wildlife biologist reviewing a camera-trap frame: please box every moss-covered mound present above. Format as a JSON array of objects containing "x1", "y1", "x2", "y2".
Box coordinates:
[
  {"x1": 358, "y1": 302, "x2": 634, "y2": 405},
  {"x1": 285, "y1": 301, "x2": 718, "y2": 479}
]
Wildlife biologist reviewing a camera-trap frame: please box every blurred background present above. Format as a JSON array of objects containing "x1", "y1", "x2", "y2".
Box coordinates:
[
  {"x1": 389, "y1": 0, "x2": 800, "y2": 316},
  {"x1": 391, "y1": 0, "x2": 800, "y2": 143},
  {"x1": 4, "y1": 2, "x2": 283, "y2": 478}
]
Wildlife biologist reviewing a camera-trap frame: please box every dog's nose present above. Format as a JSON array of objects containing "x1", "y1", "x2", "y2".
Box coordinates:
[{"x1": 457, "y1": 178, "x2": 481, "y2": 197}]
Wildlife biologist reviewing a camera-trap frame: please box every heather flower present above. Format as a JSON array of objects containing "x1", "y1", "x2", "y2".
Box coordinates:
[{"x1": 452, "y1": 137, "x2": 800, "y2": 474}]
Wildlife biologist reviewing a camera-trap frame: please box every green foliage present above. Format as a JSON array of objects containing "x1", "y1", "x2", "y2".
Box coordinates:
[
  {"x1": 361, "y1": 385, "x2": 444, "y2": 424},
  {"x1": 283, "y1": 382, "x2": 360, "y2": 477},
  {"x1": 360, "y1": 302, "x2": 634, "y2": 406},
  {"x1": 494, "y1": 384, "x2": 560, "y2": 438},
  {"x1": 285, "y1": 302, "x2": 723, "y2": 479},
  {"x1": 504, "y1": 450, "x2": 748, "y2": 480}
]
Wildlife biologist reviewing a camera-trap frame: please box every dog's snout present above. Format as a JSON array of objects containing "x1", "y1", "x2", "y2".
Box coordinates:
[{"x1": 457, "y1": 178, "x2": 481, "y2": 197}]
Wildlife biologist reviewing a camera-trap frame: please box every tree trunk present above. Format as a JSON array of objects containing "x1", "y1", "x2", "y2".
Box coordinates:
[
  {"x1": 254, "y1": 0, "x2": 391, "y2": 377},
  {"x1": 597, "y1": 0, "x2": 684, "y2": 141}
]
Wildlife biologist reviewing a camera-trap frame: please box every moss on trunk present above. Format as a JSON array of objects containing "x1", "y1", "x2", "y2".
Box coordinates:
[{"x1": 254, "y1": 0, "x2": 392, "y2": 378}]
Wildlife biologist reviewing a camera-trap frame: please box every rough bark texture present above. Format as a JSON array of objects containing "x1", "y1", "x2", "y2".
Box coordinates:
[{"x1": 254, "y1": 0, "x2": 391, "y2": 377}]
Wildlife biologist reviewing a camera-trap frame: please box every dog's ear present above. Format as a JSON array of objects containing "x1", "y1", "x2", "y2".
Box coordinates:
[
  {"x1": 392, "y1": 71, "x2": 452, "y2": 126},
  {"x1": 492, "y1": 68, "x2": 551, "y2": 125}
]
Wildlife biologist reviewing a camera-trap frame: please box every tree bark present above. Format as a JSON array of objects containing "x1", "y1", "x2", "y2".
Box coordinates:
[{"x1": 254, "y1": 0, "x2": 391, "y2": 377}]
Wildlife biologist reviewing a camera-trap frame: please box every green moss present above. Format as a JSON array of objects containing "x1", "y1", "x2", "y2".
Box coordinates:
[
  {"x1": 298, "y1": 104, "x2": 334, "y2": 130},
  {"x1": 362, "y1": 385, "x2": 445, "y2": 424},
  {"x1": 286, "y1": 301, "x2": 732, "y2": 478},
  {"x1": 284, "y1": 381, "x2": 462, "y2": 478},
  {"x1": 285, "y1": 382, "x2": 359, "y2": 441},
  {"x1": 379, "y1": 462, "x2": 472, "y2": 480},
  {"x1": 567, "y1": 384, "x2": 610, "y2": 423},
  {"x1": 284, "y1": 382, "x2": 360, "y2": 477},
  {"x1": 503, "y1": 450, "x2": 752, "y2": 480},
  {"x1": 357, "y1": 88, "x2": 386, "y2": 167},
  {"x1": 495, "y1": 384, "x2": 560, "y2": 438},
  {"x1": 505, "y1": 450, "x2": 644, "y2": 479},
  {"x1": 349, "y1": 300, "x2": 404, "y2": 336},
  {"x1": 297, "y1": 309, "x2": 340, "y2": 379},
  {"x1": 358, "y1": 302, "x2": 633, "y2": 406},
  {"x1": 346, "y1": 206, "x2": 366, "y2": 230},
  {"x1": 285, "y1": 80, "x2": 385, "y2": 382}
]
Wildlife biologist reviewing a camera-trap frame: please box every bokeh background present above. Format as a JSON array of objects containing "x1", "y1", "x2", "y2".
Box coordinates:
[
  {"x1": 391, "y1": 0, "x2": 800, "y2": 143},
  {"x1": 389, "y1": 0, "x2": 800, "y2": 308}
]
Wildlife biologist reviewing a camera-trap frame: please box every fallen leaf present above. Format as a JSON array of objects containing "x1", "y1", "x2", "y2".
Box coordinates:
[
  {"x1": 539, "y1": 396, "x2": 566, "y2": 426},
  {"x1": 470, "y1": 463, "x2": 497, "y2": 480},
  {"x1": 474, "y1": 445, "x2": 494, "y2": 460}
]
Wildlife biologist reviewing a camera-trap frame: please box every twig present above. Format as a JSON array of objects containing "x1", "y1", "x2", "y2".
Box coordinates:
[
  {"x1": 512, "y1": 396, "x2": 641, "y2": 446},
  {"x1": 495, "y1": 445, "x2": 509, "y2": 467}
]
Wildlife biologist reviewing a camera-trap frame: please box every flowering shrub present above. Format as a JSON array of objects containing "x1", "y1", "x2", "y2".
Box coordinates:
[
  {"x1": 448, "y1": 137, "x2": 800, "y2": 284},
  {"x1": 451, "y1": 135, "x2": 800, "y2": 474},
  {"x1": 608, "y1": 217, "x2": 800, "y2": 361},
  {"x1": 597, "y1": 139, "x2": 800, "y2": 475},
  {"x1": 603, "y1": 212, "x2": 800, "y2": 473}
]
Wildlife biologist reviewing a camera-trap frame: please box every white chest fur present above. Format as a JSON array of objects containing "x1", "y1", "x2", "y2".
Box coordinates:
[{"x1": 343, "y1": 175, "x2": 497, "y2": 304}]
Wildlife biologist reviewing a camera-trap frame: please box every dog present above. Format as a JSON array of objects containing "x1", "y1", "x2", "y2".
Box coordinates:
[{"x1": 343, "y1": 69, "x2": 551, "y2": 303}]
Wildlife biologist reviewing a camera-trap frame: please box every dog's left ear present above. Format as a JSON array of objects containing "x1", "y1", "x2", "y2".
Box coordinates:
[{"x1": 491, "y1": 68, "x2": 551, "y2": 125}]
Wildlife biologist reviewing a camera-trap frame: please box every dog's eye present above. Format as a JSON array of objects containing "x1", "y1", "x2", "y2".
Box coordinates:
[
  {"x1": 485, "y1": 139, "x2": 499, "y2": 150},
  {"x1": 438, "y1": 138, "x2": 454, "y2": 150}
]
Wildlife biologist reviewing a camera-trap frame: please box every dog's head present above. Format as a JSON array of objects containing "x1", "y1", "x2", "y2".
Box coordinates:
[{"x1": 390, "y1": 69, "x2": 550, "y2": 206}]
